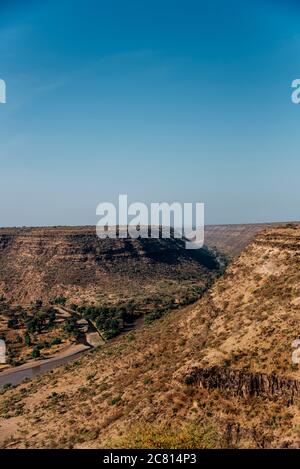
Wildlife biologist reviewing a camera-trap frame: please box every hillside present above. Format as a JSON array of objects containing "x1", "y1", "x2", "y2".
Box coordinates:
[
  {"x1": 0, "y1": 226, "x2": 223, "y2": 370},
  {"x1": 0, "y1": 222, "x2": 283, "y2": 307},
  {"x1": 1, "y1": 224, "x2": 300, "y2": 448},
  {"x1": 0, "y1": 226, "x2": 219, "y2": 306}
]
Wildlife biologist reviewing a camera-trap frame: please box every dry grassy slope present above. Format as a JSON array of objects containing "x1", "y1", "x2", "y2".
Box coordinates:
[
  {"x1": 1, "y1": 225, "x2": 300, "y2": 449},
  {"x1": 0, "y1": 227, "x2": 216, "y2": 305},
  {"x1": 0, "y1": 222, "x2": 287, "y2": 305},
  {"x1": 198, "y1": 225, "x2": 300, "y2": 375}
]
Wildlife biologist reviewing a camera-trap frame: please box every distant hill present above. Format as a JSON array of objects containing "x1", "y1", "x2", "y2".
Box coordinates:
[{"x1": 204, "y1": 221, "x2": 297, "y2": 257}]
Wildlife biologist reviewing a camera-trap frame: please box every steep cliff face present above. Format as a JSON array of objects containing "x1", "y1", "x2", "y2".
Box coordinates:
[
  {"x1": 185, "y1": 366, "x2": 300, "y2": 405},
  {"x1": 0, "y1": 226, "x2": 218, "y2": 304}
]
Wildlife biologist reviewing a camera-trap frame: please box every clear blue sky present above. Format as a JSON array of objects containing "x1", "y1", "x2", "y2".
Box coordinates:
[{"x1": 0, "y1": 0, "x2": 300, "y2": 226}]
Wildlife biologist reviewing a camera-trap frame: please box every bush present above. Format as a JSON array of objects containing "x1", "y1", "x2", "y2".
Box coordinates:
[
  {"x1": 64, "y1": 317, "x2": 77, "y2": 333},
  {"x1": 108, "y1": 395, "x2": 122, "y2": 406},
  {"x1": 103, "y1": 328, "x2": 120, "y2": 340},
  {"x1": 41, "y1": 341, "x2": 50, "y2": 349},
  {"x1": 31, "y1": 347, "x2": 41, "y2": 359},
  {"x1": 24, "y1": 332, "x2": 31, "y2": 346},
  {"x1": 50, "y1": 296, "x2": 67, "y2": 306},
  {"x1": 7, "y1": 318, "x2": 18, "y2": 329},
  {"x1": 145, "y1": 309, "x2": 167, "y2": 324},
  {"x1": 51, "y1": 337, "x2": 62, "y2": 346},
  {"x1": 33, "y1": 299, "x2": 43, "y2": 309},
  {"x1": 112, "y1": 422, "x2": 221, "y2": 449},
  {"x1": 2, "y1": 383, "x2": 12, "y2": 392}
]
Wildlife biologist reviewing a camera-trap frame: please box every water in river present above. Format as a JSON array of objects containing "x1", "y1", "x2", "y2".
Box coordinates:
[{"x1": 0, "y1": 346, "x2": 90, "y2": 389}]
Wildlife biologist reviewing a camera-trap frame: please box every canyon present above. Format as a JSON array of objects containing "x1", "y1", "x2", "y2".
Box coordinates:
[{"x1": 1, "y1": 223, "x2": 300, "y2": 448}]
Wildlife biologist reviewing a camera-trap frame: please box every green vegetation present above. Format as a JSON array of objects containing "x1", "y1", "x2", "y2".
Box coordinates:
[
  {"x1": 77, "y1": 304, "x2": 135, "y2": 339},
  {"x1": 113, "y1": 422, "x2": 221, "y2": 449},
  {"x1": 51, "y1": 337, "x2": 62, "y2": 346},
  {"x1": 50, "y1": 296, "x2": 67, "y2": 306},
  {"x1": 108, "y1": 395, "x2": 122, "y2": 406},
  {"x1": 144, "y1": 308, "x2": 169, "y2": 324},
  {"x1": 7, "y1": 317, "x2": 19, "y2": 329},
  {"x1": 24, "y1": 332, "x2": 31, "y2": 346},
  {"x1": 25, "y1": 307, "x2": 56, "y2": 333},
  {"x1": 63, "y1": 315, "x2": 77, "y2": 333},
  {"x1": 31, "y1": 347, "x2": 41, "y2": 359},
  {"x1": 0, "y1": 298, "x2": 75, "y2": 366},
  {"x1": 74, "y1": 262, "x2": 225, "y2": 339}
]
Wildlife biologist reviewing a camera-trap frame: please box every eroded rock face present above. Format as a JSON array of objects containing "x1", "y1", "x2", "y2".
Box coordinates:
[
  {"x1": 0, "y1": 226, "x2": 218, "y2": 305},
  {"x1": 185, "y1": 366, "x2": 300, "y2": 405}
]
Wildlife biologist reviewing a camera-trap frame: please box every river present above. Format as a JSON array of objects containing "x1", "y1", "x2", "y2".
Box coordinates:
[{"x1": 0, "y1": 343, "x2": 90, "y2": 389}]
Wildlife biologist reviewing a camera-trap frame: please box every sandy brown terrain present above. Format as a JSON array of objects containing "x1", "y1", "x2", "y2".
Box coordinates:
[
  {"x1": 0, "y1": 226, "x2": 219, "y2": 305},
  {"x1": 1, "y1": 224, "x2": 300, "y2": 448},
  {"x1": 0, "y1": 229, "x2": 221, "y2": 374}
]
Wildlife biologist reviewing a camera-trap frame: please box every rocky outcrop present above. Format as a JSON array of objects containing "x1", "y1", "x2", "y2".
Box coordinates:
[{"x1": 185, "y1": 366, "x2": 300, "y2": 405}]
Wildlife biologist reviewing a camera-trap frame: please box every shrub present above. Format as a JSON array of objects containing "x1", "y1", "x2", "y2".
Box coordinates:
[
  {"x1": 24, "y1": 332, "x2": 31, "y2": 347},
  {"x1": 103, "y1": 328, "x2": 120, "y2": 340},
  {"x1": 31, "y1": 347, "x2": 41, "y2": 359},
  {"x1": 7, "y1": 318, "x2": 18, "y2": 329},
  {"x1": 33, "y1": 299, "x2": 43, "y2": 309},
  {"x1": 64, "y1": 317, "x2": 77, "y2": 333},
  {"x1": 112, "y1": 422, "x2": 221, "y2": 449},
  {"x1": 145, "y1": 309, "x2": 167, "y2": 324},
  {"x1": 51, "y1": 337, "x2": 62, "y2": 346},
  {"x1": 109, "y1": 395, "x2": 122, "y2": 406},
  {"x1": 50, "y1": 296, "x2": 67, "y2": 306}
]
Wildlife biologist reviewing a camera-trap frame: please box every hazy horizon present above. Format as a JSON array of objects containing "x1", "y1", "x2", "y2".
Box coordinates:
[{"x1": 0, "y1": 219, "x2": 298, "y2": 230}]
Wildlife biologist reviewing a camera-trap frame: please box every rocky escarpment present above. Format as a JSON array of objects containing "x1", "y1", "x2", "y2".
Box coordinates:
[
  {"x1": 0, "y1": 226, "x2": 219, "y2": 304},
  {"x1": 254, "y1": 229, "x2": 300, "y2": 251},
  {"x1": 0, "y1": 221, "x2": 285, "y2": 305},
  {"x1": 185, "y1": 366, "x2": 300, "y2": 405}
]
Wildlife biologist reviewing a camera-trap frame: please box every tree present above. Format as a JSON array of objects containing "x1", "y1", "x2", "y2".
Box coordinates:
[
  {"x1": 51, "y1": 337, "x2": 61, "y2": 346},
  {"x1": 7, "y1": 317, "x2": 18, "y2": 329},
  {"x1": 31, "y1": 347, "x2": 40, "y2": 359},
  {"x1": 24, "y1": 332, "x2": 31, "y2": 346},
  {"x1": 46, "y1": 308, "x2": 56, "y2": 326},
  {"x1": 25, "y1": 317, "x2": 37, "y2": 333}
]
